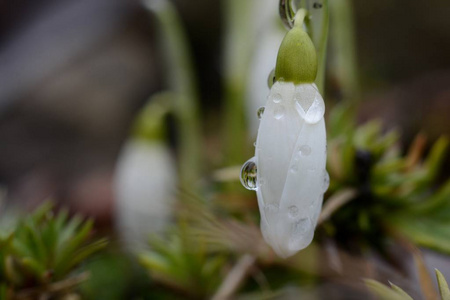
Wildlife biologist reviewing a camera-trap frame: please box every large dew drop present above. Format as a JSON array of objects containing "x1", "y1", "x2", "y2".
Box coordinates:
[
  {"x1": 240, "y1": 157, "x2": 258, "y2": 190},
  {"x1": 304, "y1": 93, "x2": 325, "y2": 124}
]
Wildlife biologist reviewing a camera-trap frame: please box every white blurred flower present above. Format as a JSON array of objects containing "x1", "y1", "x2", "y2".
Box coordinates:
[
  {"x1": 114, "y1": 139, "x2": 176, "y2": 250},
  {"x1": 246, "y1": 1, "x2": 285, "y2": 137},
  {"x1": 243, "y1": 81, "x2": 328, "y2": 258}
]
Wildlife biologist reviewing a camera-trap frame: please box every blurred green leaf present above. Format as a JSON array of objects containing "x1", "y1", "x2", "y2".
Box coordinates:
[
  {"x1": 139, "y1": 229, "x2": 227, "y2": 298},
  {"x1": 364, "y1": 279, "x2": 412, "y2": 300},
  {"x1": 436, "y1": 269, "x2": 450, "y2": 300}
]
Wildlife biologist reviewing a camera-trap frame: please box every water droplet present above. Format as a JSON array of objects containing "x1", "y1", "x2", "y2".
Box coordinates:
[
  {"x1": 290, "y1": 164, "x2": 298, "y2": 173},
  {"x1": 267, "y1": 69, "x2": 276, "y2": 88},
  {"x1": 292, "y1": 218, "x2": 311, "y2": 235},
  {"x1": 304, "y1": 94, "x2": 325, "y2": 124},
  {"x1": 273, "y1": 93, "x2": 282, "y2": 104},
  {"x1": 265, "y1": 204, "x2": 279, "y2": 214},
  {"x1": 257, "y1": 107, "x2": 265, "y2": 119},
  {"x1": 288, "y1": 218, "x2": 314, "y2": 251},
  {"x1": 298, "y1": 145, "x2": 311, "y2": 156},
  {"x1": 313, "y1": 2, "x2": 322, "y2": 9},
  {"x1": 240, "y1": 157, "x2": 257, "y2": 190},
  {"x1": 288, "y1": 206, "x2": 299, "y2": 218},
  {"x1": 274, "y1": 105, "x2": 285, "y2": 119},
  {"x1": 323, "y1": 170, "x2": 330, "y2": 192}
]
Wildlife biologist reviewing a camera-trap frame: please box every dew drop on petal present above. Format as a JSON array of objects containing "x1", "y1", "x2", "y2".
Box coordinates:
[
  {"x1": 288, "y1": 205, "x2": 299, "y2": 218},
  {"x1": 265, "y1": 204, "x2": 279, "y2": 214},
  {"x1": 290, "y1": 162, "x2": 299, "y2": 173},
  {"x1": 259, "y1": 178, "x2": 265, "y2": 186},
  {"x1": 287, "y1": 217, "x2": 314, "y2": 251},
  {"x1": 304, "y1": 94, "x2": 325, "y2": 124},
  {"x1": 274, "y1": 105, "x2": 285, "y2": 119},
  {"x1": 240, "y1": 157, "x2": 257, "y2": 190},
  {"x1": 288, "y1": 218, "x2": 313, "y2": 252},
  {"x1": 273, "y1": 93, "x2": 282, "y2": 104},
  {"x1": 298, "y1": 145, "x2": 311, "y2": 156},
  {"x1": 292, "y1": 218, "x2": 311, "y2": 235},
  {"x1": 257, "y1": 107, "x2": 265, "y2": 119},
  {"x1": 323, "y1": 170, "x2": 330, "y2": 192},
  {"x1": 267, "y1": 69, "x2": 276, "y2": 88}
]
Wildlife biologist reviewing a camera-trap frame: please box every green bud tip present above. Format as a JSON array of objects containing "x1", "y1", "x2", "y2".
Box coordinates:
[{"x1": 275, "y1": 9, "x2": 318, "y2": 84}]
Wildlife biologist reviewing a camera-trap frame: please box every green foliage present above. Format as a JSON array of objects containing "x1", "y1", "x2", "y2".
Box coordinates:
[
  {"x1": 437, "y1": 269, "x2": 450, "y2": 300},
  {"x1": 0, "y1": 202, "x2": 107, "y2": 299},
  {"x1": 365, "y1": 279, "x2": 412, "y2": 300},
  {"x1": 324, "y1": 103, "x2": 450, "y2": 253},
  {"x1": 365, "y1": 269, "x2": 450, "y2": 300},
  {"x1": 139, "y1": 228, "x2": 227, "y2": 299}
]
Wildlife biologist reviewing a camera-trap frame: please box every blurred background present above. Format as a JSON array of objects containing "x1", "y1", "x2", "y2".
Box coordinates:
[{"x1": 0, "y1": 0, "x2": 450, "y2": 298}]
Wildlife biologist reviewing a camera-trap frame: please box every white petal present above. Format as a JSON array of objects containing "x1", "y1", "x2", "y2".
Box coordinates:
[{"x1": 255, "y1": 82, "x2": 327, "y2": 258}]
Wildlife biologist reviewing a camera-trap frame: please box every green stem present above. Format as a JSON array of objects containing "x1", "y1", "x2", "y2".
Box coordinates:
[
  {"x1": 294, "y1": 9, "x2": 307, "y2": 27},
  {"x1": 304, "y1": 0, "x2": 329, "y2": 95},
  {"x1": 222, "y1": 0, "x2": 256, "y2": 166},
  {"x1": 131, "y1": 92, "x2": 173, "y2": 142},
  {"x1": 144, "y1": 0, "x2": 202, "y2": 188},
  {"x1": 329, "y1": 0, "x2": 360, "y2": 103}
]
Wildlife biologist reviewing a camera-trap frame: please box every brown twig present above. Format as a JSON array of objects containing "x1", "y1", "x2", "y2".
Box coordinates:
[
  {"x1": 318, "y1": 188, "x2": 358, "y2": 225},
  {"x1": 211, "y1": 254, "x2": 257, "y2": 300}
]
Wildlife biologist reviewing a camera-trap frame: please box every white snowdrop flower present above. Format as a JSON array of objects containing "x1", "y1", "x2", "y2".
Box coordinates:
[
  {"x1": 241, "y1": 10, "x2": 328, "y2": 258},
  {"x1": 114, "y1": 139, "x2": 176, "y2": 250}
]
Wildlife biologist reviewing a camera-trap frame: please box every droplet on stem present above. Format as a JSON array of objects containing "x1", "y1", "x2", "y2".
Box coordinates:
[{"x1": 267, "y1": 69, "x2": 276, "y2": 88}]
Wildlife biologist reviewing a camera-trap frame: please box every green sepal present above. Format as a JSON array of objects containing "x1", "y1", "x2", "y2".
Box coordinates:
[{"x1": 275, "y1": 13, "x2": 318, "y2": 84}]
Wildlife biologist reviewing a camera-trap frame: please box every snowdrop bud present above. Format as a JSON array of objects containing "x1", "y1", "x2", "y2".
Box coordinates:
[
  {"x1": 275, "y1": 10, "x2": 317, "y2": 84},
  {"x1": 254, "y1": 82, "x2": 326, "y2": 258},
  {"x1": 242, "y1": 10, "x2": 327, "y2": 258}
]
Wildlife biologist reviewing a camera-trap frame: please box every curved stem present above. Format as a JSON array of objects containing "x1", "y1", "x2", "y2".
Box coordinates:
[
  {"x1": 304, "y1": 0, "x2": 329, "y2": 95},
  {"x1": 329, "y1": 0, "x2": 360, "y2": 102},
  {"x1": 294, "y1": 9, "x2": 307, "y2": 28},
  {"x1": 222, "y1": 0, "x2": 256, "y2": 166},
  {"x1": 144, "y1": 0, "x2": 202, "y2": 188}
]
